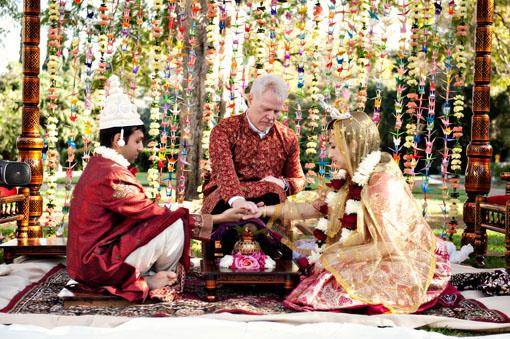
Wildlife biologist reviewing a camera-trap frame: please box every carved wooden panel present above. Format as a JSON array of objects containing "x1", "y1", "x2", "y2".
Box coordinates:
[
  {"x1": 463, "y1": 201, "x2": 476, "y2": 225},
  {"x1": 474, "y1": 56, "x2": 491, "y2": 83},
  {"x1": 476, "y1": 26, "x2": 493, "y2": 53},
  {"x1": 23, "y1": 16, "x2": 40, "y2": 43},
  {"x1": 477, "y1": 0, "x2": 494, "y2": 23},
  {"x1": 465, "y1": 157, "x2": 492, "y2": 193},
  {"x1": 24, "y1": 0, "x2": 40, "y2": 13},
  {"x1": 29, "y1": 196, "x2": 43, "y2": 218},
  {"x1": 20, "y1": 107, "x2": 41, "y2": 132},
  {"x1": 23, "y1": 46, "x2": 40, "y2": 74},
  {"x1": 470, "y1": 115, "x2": 490, "y2": 142},
  {"x1": 23, "y1": 76, "x2": 39, "y2": 105},
  {"x1": 472, "y1": 86, "x2": 491, "y2": 113}
]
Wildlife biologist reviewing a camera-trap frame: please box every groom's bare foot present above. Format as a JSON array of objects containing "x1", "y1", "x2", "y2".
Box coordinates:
[{"x1": 145, "y1": 271, "x2": 177, "y2": 290}]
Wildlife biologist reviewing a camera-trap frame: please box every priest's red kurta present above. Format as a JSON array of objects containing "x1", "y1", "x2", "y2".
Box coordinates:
[
  {"x1": 67, "y1": 156, "x2": 196, "y2": 301},
  {"x1": 202, "y1": 114, "x2": 305, "y2": 213}
]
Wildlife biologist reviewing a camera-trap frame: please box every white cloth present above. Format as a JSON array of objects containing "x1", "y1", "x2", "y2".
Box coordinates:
[{"x1": 124, "y1": 219, "x2": 184, "y2": 273}]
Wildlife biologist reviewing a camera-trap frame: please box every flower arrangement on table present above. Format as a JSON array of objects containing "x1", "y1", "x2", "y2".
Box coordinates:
[{"x1": 219, "y1": 224, "x2": 276, "y2": 271}]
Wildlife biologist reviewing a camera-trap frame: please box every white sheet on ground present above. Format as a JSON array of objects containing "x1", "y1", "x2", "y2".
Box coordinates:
[
  {"x1": 0, "y1": 317, "x2": 508, "y2": 339},
  {"x1": 0, "y1": 258, "x2": 63, "y2": 310}
]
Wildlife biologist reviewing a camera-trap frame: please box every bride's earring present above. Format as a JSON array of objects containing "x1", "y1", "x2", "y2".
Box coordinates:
[{"x1": 117, "y1": 128, "x2": 126, "y2": 147}]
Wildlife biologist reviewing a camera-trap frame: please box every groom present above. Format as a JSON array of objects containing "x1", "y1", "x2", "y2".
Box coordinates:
[{"x1": 67, "y1": 76, "x2": 246, "y2": 301}]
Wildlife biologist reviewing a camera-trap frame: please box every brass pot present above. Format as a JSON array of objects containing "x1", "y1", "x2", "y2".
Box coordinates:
[{"x1": 233, "y1": 228, "x2": 261, "y2": 255}]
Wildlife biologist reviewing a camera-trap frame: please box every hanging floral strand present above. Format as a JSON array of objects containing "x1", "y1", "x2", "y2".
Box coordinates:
[
  {"x1": 390, "y1": 0, "x2": 410, "y2": 166},
  {"x1": 59, "y1": 1, "x2": 83, "y2": 236},
  {"x1": 42, "y1": 0, "x2": 63, "y2": 234},
  {"x1": 146, "y1": 0, "x2": 164, "y2": 201},
  {"x1": 446, "y1": 0, "x2": 469, "y2": 239},
  {"x1": 81, "y1": 0, "x2": 95, "y2": 166}
]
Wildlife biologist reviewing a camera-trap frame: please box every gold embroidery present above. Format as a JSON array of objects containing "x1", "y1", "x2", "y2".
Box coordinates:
[{"x1": 112, "y1": 183, "x2": 139, "y2": 199}]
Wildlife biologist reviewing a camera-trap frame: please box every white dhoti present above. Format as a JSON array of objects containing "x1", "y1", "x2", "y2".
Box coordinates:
[{"x1": 125, "y1": 219, "x2": 184, "y2": 274}]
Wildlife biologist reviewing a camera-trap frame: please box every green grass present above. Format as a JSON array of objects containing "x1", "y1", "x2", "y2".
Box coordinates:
[{"x1": 421, "y1": 327, "x2": 491, "y2": 337}]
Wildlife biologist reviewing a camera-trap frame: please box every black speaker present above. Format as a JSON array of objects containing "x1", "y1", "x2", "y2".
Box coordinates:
[{"x1": 0, "y1": 160, "x2": 32, "y2": 186}]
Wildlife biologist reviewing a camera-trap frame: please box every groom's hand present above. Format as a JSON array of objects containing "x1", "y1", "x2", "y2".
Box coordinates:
[
  {"x1": 232, "y1": 198, "x2": 259, "y2": 214},
  {"x1": 260, "y1": 176, "x2": 285, "y2": 189}
]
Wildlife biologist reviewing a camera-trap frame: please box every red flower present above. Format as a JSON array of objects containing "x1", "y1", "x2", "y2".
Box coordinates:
[
  {"x1": 128, "y1": 166, "x2": 139, "y2": 176},
  {"x1": 326, "y1": 179, "x2": 346, "y2": 191},
  {"x1": 295, "y1": 257, "x2": 310, "y2": 269},
  {"x1": 347, "y1": 183, "x2": 363, "y2": 200},
  {"x1": 340, "y1": 214, "x2": 357, "y2": 230},
  {"x1": 313, "y1": 229, "x2": 327, "y2": 242}
]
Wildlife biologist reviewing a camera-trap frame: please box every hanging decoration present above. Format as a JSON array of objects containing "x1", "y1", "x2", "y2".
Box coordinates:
[{"x1": 35, "y1": 0, "x2": 475, "y2": 235}]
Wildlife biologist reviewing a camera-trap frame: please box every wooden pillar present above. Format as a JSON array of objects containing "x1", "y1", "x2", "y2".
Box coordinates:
[
  {"x1": 462, "y1": 0, "x2": 494, "y2": 246},
  {"x1": 16, "y1": 0, "x2": 44, "y2": 240}
]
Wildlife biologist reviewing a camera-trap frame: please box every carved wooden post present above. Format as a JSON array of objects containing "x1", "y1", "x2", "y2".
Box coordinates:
[
  {"x1": 462, "y1": 0, "x2": 494, "y2": 246},
  {"x1": 16, "y1": 0, "x2": 44, "y2": 240}
]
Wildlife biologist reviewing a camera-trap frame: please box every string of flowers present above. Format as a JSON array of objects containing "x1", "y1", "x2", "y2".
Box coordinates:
[
  {"x1": 59, "y1": 1, "x2": 83, "y2": 236},
  {"x1": 145, "y1": 0, "x2": 164, "y2": 201},
  {"x1": 129, "y1": 1, "x2": 143, "y2": 98},
  {"x1": 445, "y1": 0, "x2": 469, "y2": 240},
  {"x1": 226, "y1": 0, "x2": 243, "y2": 117},
  {"x1": 390, "y1": 0, "x2": 409, "y2": 166},
  {"x1": 199, "y1": 0, "x2": 218, "y2": 195},
  {"x1": 267, "y1": 0, "x2": 278, "y2": 74},
  {"x1": 353, "y1": 0, "x2": 370, "y2": 114},
  {"x1": 371, "y1": 1, "x2": 388, "y2": 125},
  {"x1": 81, "y1": 0, "x2": 95, "y2": 165},
  {"x1": 402, "y1": 1, "x2": 421, "y2": 187},
  {"x1": 417, "y1": 0, "x2": 435, "y2": 217},
  {"x1": 281, "y1": 2, "x2": 293, "y2": 95},
  {"x1": 252, "y1": 1, "x2": 266, "y2": 79},
  {"x1": 42, "y1": 0, "x2": 63, "y2": 234}
]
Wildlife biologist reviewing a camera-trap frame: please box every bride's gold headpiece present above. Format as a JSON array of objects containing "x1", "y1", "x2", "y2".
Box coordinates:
[{"x1": 317, "y1": 95, "x2": 352, "y2": 122}]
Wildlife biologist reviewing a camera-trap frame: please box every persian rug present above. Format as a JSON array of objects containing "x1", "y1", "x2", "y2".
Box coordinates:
[{"x1": 1, "y1": 264, "x2": 509, "y2": 323}]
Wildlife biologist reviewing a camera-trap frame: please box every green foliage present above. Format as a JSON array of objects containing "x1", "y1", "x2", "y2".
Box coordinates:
[
  {"x1": 491, "y1": 162, "x2": 510, "y2": 179},
  {"x1": 492, "y1": 0, "x2": 510, "y2": 95},
  {"x1": 0, "y1": 63, "x2": 23, "y2": 160}
]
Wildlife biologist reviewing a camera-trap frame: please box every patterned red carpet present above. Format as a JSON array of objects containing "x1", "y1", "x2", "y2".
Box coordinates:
[{"x1": 1, "y1": 264, "x2": 509, "y2": 323}]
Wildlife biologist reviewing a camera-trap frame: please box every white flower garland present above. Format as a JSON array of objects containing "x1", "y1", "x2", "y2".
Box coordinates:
[
  {"x1": 316, "y1": 218, "x2": 329, "y2": 232},
  {"x1": 345, "y1": 199, "x2": 361, "y2": 215},
  {"x1": 95, "y1": 146, "x2": 130, "y2": 168},
  {"x1": 351, "y1": 151, "x2": 381, "y2": 187},
  {"x1": 306, "y1": 151, "x2": 381, "y2": 268},
  {"x1": 332, "y1": 168, "x2": 347, "y2": 180}
]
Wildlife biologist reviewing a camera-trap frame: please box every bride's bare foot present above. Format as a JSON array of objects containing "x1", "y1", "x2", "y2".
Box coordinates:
[{"x1": 145, "y1": 271, "x2": 177, "y2": 290}]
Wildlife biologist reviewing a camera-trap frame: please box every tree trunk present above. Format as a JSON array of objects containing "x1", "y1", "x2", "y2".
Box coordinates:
[{"x1": 181, "y1": 0, "x2": 207, "y2": 200}]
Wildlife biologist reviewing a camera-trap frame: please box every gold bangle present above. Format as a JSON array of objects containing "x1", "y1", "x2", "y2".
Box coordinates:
[{"x1": 262, "y1": 207, "x2": 267, "y2": 218}]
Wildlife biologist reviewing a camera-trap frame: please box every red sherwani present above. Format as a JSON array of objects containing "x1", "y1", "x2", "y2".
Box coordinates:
[
  {"x1": 67, "y1": 155, "x2": 211, "y2": 301},
  {"x1": 202, "y1": 114, "x2": 305, "y2": 213}
]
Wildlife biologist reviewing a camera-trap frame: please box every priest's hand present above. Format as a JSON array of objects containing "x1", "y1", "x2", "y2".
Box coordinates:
[{"x1": 232, "y1": 198, "x2": 259, "y2": 214}]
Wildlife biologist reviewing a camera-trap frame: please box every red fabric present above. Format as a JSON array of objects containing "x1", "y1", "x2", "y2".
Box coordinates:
[
  {"x1": 486, "y1": 195, "x2": 510, "y2": 206},
  {"x1": 0, "y1": 186, "x2": 17, "y2": 197},
  {"x1": 67, "y1": 156, "x2": 191, "y2": 302},
  {"x1": 202, "y1": 114, "x2": 305, "y2": 213}
]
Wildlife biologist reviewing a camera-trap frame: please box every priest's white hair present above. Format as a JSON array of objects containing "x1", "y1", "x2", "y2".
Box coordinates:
[{"x1": 250, "y1": 74, "x2": 289, "y2": 101}]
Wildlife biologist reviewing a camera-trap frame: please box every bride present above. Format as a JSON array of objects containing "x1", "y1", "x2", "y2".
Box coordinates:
[{"x1": 249, "y1": 108, "x2": 451, "y2": 314}]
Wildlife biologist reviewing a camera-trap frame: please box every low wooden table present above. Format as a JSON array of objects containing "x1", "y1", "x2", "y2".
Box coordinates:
[
  {"x1": 0, "y1": 237, "x2": 67, "y2": 263},
  {"x1": 200, "y1": 258, "x2": 300, "y2": 302}
]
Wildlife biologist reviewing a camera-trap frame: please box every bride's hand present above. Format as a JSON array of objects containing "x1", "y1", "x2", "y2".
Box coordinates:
[{"x1": 242, "y1": 204, "x2": 267, "y2": 220}]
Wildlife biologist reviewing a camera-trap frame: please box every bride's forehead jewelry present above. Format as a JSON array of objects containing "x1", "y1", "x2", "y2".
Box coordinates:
[{"x1": 317, "y1": 95, "x2": 352, "y2": 120}]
